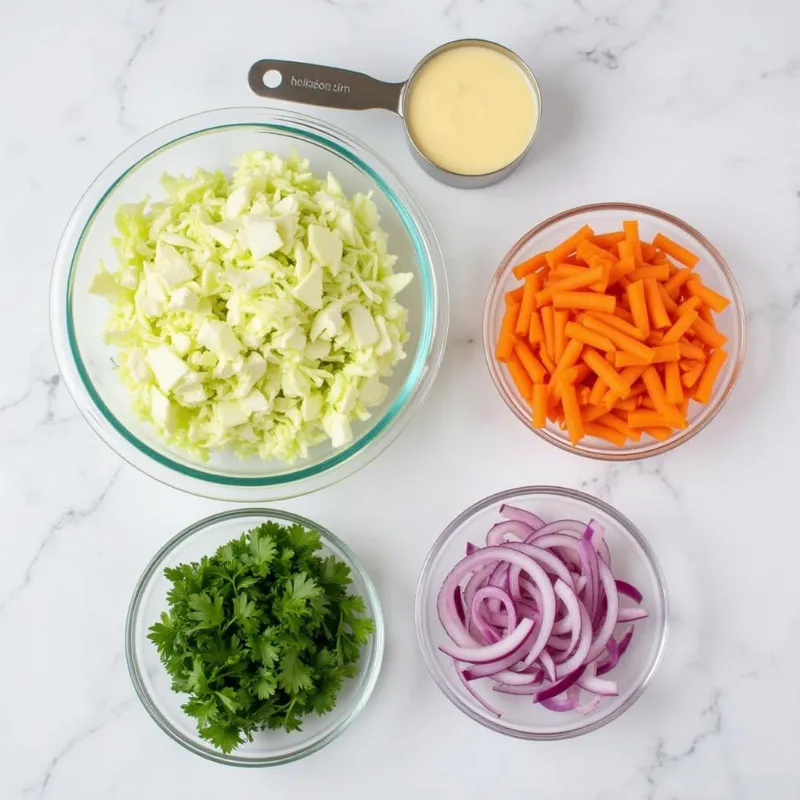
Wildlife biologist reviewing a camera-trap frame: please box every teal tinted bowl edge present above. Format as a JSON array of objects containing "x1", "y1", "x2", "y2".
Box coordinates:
[{"x1": 65, "y1": 122, "x2": 435, "y2": 486}]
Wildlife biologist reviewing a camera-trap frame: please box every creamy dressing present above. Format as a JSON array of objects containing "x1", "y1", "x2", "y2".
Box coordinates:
[{"x1": 405, "y1": 45, "x2": 538, "y2": 175}]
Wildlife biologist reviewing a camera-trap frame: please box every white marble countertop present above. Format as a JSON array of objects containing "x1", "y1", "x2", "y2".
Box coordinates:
[{"x1": 2, "y1": 0, "x2": 799, "y2": 797}]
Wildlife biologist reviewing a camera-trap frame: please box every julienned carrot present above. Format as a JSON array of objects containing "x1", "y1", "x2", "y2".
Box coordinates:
[
  {"x1": 691, "y1": 317, "x2": 727, "y2": 349},
  {"x1": 541, "y1": 305, "x2": 555, "y2": 359},
  {"x1": 583, "y1": 348, "x2": 630, "y2": 398},
  {"x1": 687, "y1": 278, "x2": 730, "y2": 312},
  {"x1": 664, "y1": 268, "x2": 693, "y2": 297},
  {"x1": 652, "y1": 233, "x2": 700, "y2": 268},
  {"x1": 552, "y1": 292, "x2": 616, "y2": 313},
  {"x1": 589, "y1": 310, "x2": 646, "y2": 341},
  {"x1": 536, "y1": 266, "x2": 604, "y2": 305},
  {"x1": 681, "y1": 361, "x2": 705, "y2": 388},
  {"x1": 583, "y1": 421, "x2": 626, "y2": 447},
  {"x1": 613, "y1": 343, "x2": 680, "y2": 368},
  {"x1": 495, "y1": 219, "x2": 732, "y2": 447},
  {"x1": 532, "y1": 383, "x2": 548, "y2": 428},
  {"x1": 662, "y1": 311, "x2": 698, "y2": 344},
  {"x1": 496, "y1": 301, "x2": 520, "y2": 362},
  {"x1": 565, "y1": 321, "x2": 616, "y2": 352},
  {"x1": 694, "y1": 350, "x2": 728, "y2": 403},
  {"x1": 514, "y1": 340, "x2": 547, "y2": 384},
  {"x1": 583, "y1": 315, "x2": 654, "y2": 362},
  {"x1": 528, "y1": 309, "x2": 545, "y2": 346},
  {"x1": 560, "y1": 384, "x2": 584, "y2": 445},
  {"x1": 591, "y1": 231, "x2": 626, "y2": 248},
  {"x1": 554, "y1": 310, "x2": 569, "y2": 362},
  {"x1": 623, "y1": 220, "x2": 643, "y2": 266},
  {"x1": 508, "y1": 354, "x2": 533, "y2": 400},
  {"x1": 626, "y1": 280, "x2": 650, "y2": 338},
  {"x1": 599, "y1": 412, "x2": 641, "y2": 442},
  {"x1": 546, "y1": 224, "x2": 594, "y2": 268},
  {"x1": 512, "y1": 251, "x2": 547, "y2": 280},
  {"x1": 516, "y1": 274, "x2": 540, "y2": 335},
  {"x1": 628, "y1": 264, "x2": 670, "y2": 282},
  {"x1": 644, "y1": 278, "x2": 671, "y2": 329}
]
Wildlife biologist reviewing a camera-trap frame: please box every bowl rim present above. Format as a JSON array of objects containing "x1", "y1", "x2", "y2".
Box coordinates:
[
  {"x1": 482, "y1": 202, "x2": 747, "y2": 460},
  {"x1": 414, "y1": 485, "x2": 669, "y2": 740},
  {"x1": 49, "y1": 106, "x2": 449, "y2": 500},
  {"x1": 125, "y1": 507, "x2": 385, "y2": 767}
]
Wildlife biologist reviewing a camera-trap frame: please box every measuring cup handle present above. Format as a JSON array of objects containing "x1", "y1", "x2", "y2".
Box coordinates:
[{"x1": 249, "y1": 59, "x2": 405, "y2": 113}]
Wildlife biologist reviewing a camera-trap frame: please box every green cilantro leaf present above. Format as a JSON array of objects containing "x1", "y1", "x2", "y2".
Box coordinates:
[{"x1": 149, "y1": 521, "x2": 373, "y2": 754}]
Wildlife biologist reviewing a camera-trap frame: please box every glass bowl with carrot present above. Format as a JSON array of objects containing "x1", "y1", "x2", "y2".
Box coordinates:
[{"x1": 483, "y1": 203, "x2": 746, "y2": 459}]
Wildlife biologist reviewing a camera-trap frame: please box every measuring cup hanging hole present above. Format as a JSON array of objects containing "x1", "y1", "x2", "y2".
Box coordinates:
[{"x1": 262, "y1": 69, "x2": 282, "y2": 89}]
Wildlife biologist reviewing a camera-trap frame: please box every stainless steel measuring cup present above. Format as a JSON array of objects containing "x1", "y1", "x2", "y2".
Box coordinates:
[{"x1": 248, "y1": 39, "x2": 541, "y2": 189}]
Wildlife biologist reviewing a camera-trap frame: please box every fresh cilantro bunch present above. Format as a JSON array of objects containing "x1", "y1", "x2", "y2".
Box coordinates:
[{"x1": 147, "y1": 520, "x2": 374, "y2": 754}]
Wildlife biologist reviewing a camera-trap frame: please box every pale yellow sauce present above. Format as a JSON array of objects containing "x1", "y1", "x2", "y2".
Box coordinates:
[{"x1": 405, "y1": 45, "x2": 538, "y2": 175}]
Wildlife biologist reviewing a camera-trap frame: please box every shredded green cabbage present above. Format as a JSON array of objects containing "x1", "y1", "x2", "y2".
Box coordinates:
[{"x1": 89, "y1": 151, "x2": 413, "y2": 462}]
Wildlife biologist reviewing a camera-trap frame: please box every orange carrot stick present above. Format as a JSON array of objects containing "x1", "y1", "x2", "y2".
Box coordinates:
[
  {"x1": 623, "y1": 220, "x2": 643, "y2": 266},
  {"x1": 686, "y1": 278, "x2": 730, "y2": 313},
  {"x1": 599, "y1": 412, "x2": 641, "y2": 442},
  {"x1": 691, "y1": 317, "x2": 727, "y2": 349},
  {"x1": 536, "y1": 266, "x2": 605, "y2": 305},
  {"x1": 583, "y1": 315, "x2": 655, "y2": 362},
  {"x1": 554, "y1": 310, "x2": 569, "y2": 362},
  {"x1": 546, "y1": 224, "x2": 595, "y2": 268},
  {"x1": 507, "y1": 354, "x2": 533, "y2": 400},
  {"x1": 582, "y1": 404, "x2": 609, "y2": 423},
  {"x1": 664, "y1": 361, "x2": 684, "y2": 404},
  {"x1": 552, "y1": 292, "x2": 616, "y2": 314},
  {"x1": 613, "y1": 344, "x2": 680, "y2": 368},
  {"x1": 528, "y1": 309, "x2": 545, "y2": 346},
  {"x1": 514, "y1": 340, "x2": 548, "y2": 384},
  {"x1": 644, "y1": 278, "x2": 671, "y2": 329},
  {"x1": 662, "y1": 311, "x2": 698, "y2": 344},
  {"x1": 583, "y1": 348, "x2": 631, "y2": 398},
  {"x1": 664, "y1": 268, "x2": 694, "y2": 298},
  {"x1": 532, "y1": 383, "x2": 548, "y2": 428},
  {"x1": 496, "y1": 301, "x2": 520, "y2": 362},
  {"x1": 584, "y1": 421, "x2": 626, "y2": 447},
  {"x1": 539, "y1": 345, "x2": 556, "y2": 375},
  {"x1": 614, "y1": 396, "x2": 639, "y2": 412},
  {"x1": 628, "y1": 410, "x2": 669, "y2": 428},
  {"x1": 678, "y1": 341, "x2": 707, "y2": 361},
  {"x1": 589, "y1": 376, "x2": 608, "y2": 406},
  {"x1": 608, "y1": 256, "x2": 636, "y2": 287},
  {"x1": 589, "y1": 310, "x2": 646, "y2": 341},
  {"x1": 694, "y1": 349, "x2": 728, "y2": 403},
  {"x1": 541, "y1": 305, "x2": 555, "y2": 359},
  {"x1": 643, "y1": 426, "x2": 672, "y2": 441},
  {"x1": 657, "y1": 283, "x2": 679, "y2": 316},
  {"x1": 652, "y1": 233, "x2": 700, "y2": 268},
  {"x1": 551, "y1": 338, "x2": 584, "y2": 383},
  {"x1": 626, "y1": 280, "x2": 650, "y2": 339},
  {"x1": 506, "y1": 286, "x2": 525, "y2": 304},
  {"x1": 516, "y1": 274, "x2": 540, "y2": 335},
  {"x1": 697, "y1": 304, "x2": 716, "y2": 326},
  {"x1": 640, "y1": 241, "x2": 658, "y2": 262},
  {"x1": 512, "y1": 251, "x2": 548, "y2": 280},
  {"x1": 577, "y1": 238, "x2": 618, "y2": 266},
  {"x1": 641, "y1": 366, "x2": 685, "y2": 428},
  {"x1": 628, "y1": 264, "x2": 671, "y2": 282},
  {"x1": 560, "y1": 384, "x2": 584, "y2": 445},
  {"x1": 681, "y1": 362, "x2": 704, "y2": 388},
  {"x1": 591, "y1": 232, "x2": 626, "y2": 248},
  {"x1": 565, "y1": 321, "x2": 616, "y2": 352}
]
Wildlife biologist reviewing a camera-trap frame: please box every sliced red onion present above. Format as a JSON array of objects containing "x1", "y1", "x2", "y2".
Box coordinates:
[
  {"x1": 615, "y1": 579, "x2": 643, "y2": 604},
  {"x1": 436, "y1": 510, "x2": 646, "y2": 718},
  {"x1": 456, "y1": 663, "x2": 502, "y2": 717},
  {"x1": 486, "y1": 519, "x2": 535, "y2": 546},
  {"x1": 499, "y1": 504, "x2": 545, "y2": 531},
  {"x1": 539, "y1": 650, "x2": 556, "y2": 682},
  {"x1": 439, "y1": 617, "x2": 535, "y2": 663},
  {"x1": 597, "y1": 626, "x2": 634, "y2": 676},
  {"x1": 618, "y1": 607, "x2": 648, "y2": 622}
]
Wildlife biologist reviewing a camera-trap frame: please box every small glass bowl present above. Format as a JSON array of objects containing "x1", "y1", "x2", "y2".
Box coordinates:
[
  {"x1": 50, "y1": 107, "x2": 449, "y2": 500},
  {"x1": 125, "y1": 508, "x2": 384, "y2": 767},
  {"x1": 483, "y1": 203, "x2": 746, "y2": 460},
  {"x1": 415, "y1": 486, "x2": 668, "y2": 740}
]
